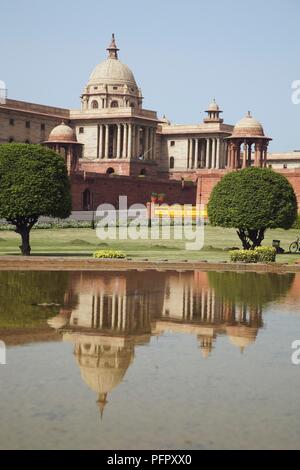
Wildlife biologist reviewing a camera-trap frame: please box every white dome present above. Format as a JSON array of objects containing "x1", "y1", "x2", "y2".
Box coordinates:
[{"x1": 88, "y1": 58, "x2": 137, "y2": 88}]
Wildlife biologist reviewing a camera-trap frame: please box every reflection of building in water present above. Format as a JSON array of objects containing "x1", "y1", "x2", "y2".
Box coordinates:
[
  {"x1": 48, "y1": 270, "x2": 277, "y2": 412},
  {"x1": 48, "y1": 271, "x2": 166, "y2": 416},
  {"x1": 158, "y1": 271, "x2": 263, "y2": 356}
]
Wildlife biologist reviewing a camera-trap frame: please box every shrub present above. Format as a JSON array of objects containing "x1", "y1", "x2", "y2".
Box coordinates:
[
  {"x1": 255, "y1": 246, "x2": 276, "y2": 263},
  {"x1": 230, "y1": 246, "x2": 276, "y2": 263},
  {"x1": 230, "y1": 250, "x2": 259, "y2": 263},
  {"x1": 93, "y1": 250, "x2": 126, "y2": 259}
]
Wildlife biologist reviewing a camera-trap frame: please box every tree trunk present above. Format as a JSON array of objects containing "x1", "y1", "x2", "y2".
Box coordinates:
[
  {"x1": 237, "y1": 229, "x2": 251, "y2": 250},
  {"x1": 19, "y1": 227, "x2": 31, "y2": 256},
  {"x1": 237, "y1": 228, "x2": 266, "y2": 250}
]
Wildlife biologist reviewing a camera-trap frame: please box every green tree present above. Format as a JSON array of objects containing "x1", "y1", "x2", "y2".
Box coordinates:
[
  {"x1": 0, "y1": 144, "x2": 71, "y2": 255},
  {"x1": 207, "y1": 167, "x2": 298, "y2": 249}
]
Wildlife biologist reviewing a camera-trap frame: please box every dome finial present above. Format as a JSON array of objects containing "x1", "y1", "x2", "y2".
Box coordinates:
[
  {"x1": 107, "y1": 33, "x2": 119, "y2": 59},
  {"x1": 97, "y1": 393, "x2": 108, "y2": 420},
  {"x1": 247, "y1": 110, "x2": 252, "y2": 118}
]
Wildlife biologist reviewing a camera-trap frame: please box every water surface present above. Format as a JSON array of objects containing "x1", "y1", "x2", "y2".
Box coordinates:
[{"x1": 0, "y1": 270, "x2": 299, "y2": 450}]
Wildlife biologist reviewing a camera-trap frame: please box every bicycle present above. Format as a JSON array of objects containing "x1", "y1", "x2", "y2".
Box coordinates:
[{"x1": 289, "y1": 236, "x2": 300, "y2": 253}]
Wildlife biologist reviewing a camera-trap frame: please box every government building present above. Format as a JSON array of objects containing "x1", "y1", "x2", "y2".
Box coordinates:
[{"x1": 1, "y1": 35, "x2": 300, "y2": 209}]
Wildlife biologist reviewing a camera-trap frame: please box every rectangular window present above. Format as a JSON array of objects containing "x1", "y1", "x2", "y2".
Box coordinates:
[
  {"x1": 41, "y1": 123, "x2": 45, "y2": 131},
  {"x1": 170, "y1": 141, "x2": 175, "y2": 147},
  {"x1": 25, "y1": 121, "x2": 30, "y2": 129},
  {"x1": 113, "y1": 86, "x2": 118, "y2": 90},
  {"x1": 9, "y1": 118, "x2": 14, "y2": 126},
  {"x1": 79, "y1": 127, "x2": 84, "y2": 134}
]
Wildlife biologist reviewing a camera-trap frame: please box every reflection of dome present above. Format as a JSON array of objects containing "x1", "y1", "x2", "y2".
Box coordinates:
[
  {"x1": 227, "y1": 325, "x2": 258, "y2": 353},
  {"x1": 48, "y1": 122, "x2": 77, "y2": 143},
  {"x1": 77, "y1": 348, "x2": 133, "y2": 395},
  {"x1": 47, "y1": 309, "x2": 72, "y2": 330},
  {"x1": 47, "y1": 315, "x2": 69, "y2": 330},
  {"x1": 232, "y1": 112, "x2": 264, "y2": 137},
  {"x1": 198, "y1": 335, "x2": 213, "y2": 359},
  {"x1": 65, "y1": 333, "x2": 134, "y2": 417}
]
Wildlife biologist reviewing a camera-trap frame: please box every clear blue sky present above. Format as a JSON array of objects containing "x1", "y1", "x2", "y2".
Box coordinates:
[{"x1": 1, "y1": 0, "x2": 299, "y2": 151}]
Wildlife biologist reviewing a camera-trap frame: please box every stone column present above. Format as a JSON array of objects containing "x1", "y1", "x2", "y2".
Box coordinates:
[
  {"x1": 228, "y1": 142, "x2": 233, "y2": 169},
  {"x1": 243, "y1": 141, "x2": 247, "y2": 168},
  {"x1": 264, "y1": 144, "x2": 268, "y2": 167},
  {"x1": 135, "y1": 125, "x2": 140, "y2": 158},
  {"x1": 123, "y1": 124, "x2": 128, "y2": 158},
  {"x1": 195, "y1": 139, "x2": 199, "y2": 169},
  {"x1": 99, "y1": 124, "x2": 104, "y2": 159},
  {"x1": 105, "y1": 125, "x2": 109, "y2": 159},
  {"x1": 152, "y1": 128, "x2": 156, "y2": 160},
  {"x1": 254, "y1": 142, "x2": 260, "y2": 167},
  {"x1": 144, "y1": 127, "x2": 149, "y2": 159},
  {"x1": 190, "y1": 139, "x2": 194, "y2": 169},
  {"x1": 128, "y1": 124, "x2": 132, "y2": 159},
  {"x1": 216, "y1": 139, "x2": 220, "y2": 169},
  {"x1": 259, "y1": 142, "x2": 264, "y2": 167},
  {"x1": 117, "y1": 124, "x2": 121, "y2": 159},
  {"x1": 212, "y1": 138, "x2": 216, "y2": 169},
  {"x1": 206, "y1": 138, "x2": 211, "y2": 168}
]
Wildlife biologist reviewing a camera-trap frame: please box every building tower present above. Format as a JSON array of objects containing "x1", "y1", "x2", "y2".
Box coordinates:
[{"x1": 74, "y1": 34, "x2": 159, "y2": 177}]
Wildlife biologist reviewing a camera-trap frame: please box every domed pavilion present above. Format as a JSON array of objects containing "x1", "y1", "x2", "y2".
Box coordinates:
[{"x1": 226, "y1": 111, "x2": 272, "y2": 170}]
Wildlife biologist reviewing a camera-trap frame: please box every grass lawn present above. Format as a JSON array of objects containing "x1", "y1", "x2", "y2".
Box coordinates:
[{"x1": 0, "y1": 226, "x2": 299, "y2": 263}]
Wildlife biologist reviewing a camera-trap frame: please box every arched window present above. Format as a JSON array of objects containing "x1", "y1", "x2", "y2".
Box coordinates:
[
  {"x1": 83, "y1": 189, "x2": 91, "y2": 210},
  {"x1": 106, "y1": 167, "x2": 115, "y2": 175},
  {"x1": 91, "y1": 100, "x2": 99, "y2": 109},
  {"x1": 140, "y1": 168, "x2": 147, "y2": 176},
  {"x1": 170, "y1": 157, "x2": 175, "y2": 169},
  {"x1": 110, "y1": 101, "x2": 119, "y2": 108}
]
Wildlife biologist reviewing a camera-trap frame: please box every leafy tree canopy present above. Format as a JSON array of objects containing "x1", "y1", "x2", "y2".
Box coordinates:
[
  {"x1": 0, "y1": 144, "x2": 72, "y2": 255},
  {"x1": 207, "y1": 167, "x2": 298, "y2": 248}
]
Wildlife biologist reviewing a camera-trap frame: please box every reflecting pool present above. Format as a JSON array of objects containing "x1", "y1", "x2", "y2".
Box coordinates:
[{"x1": 0, "y1": 270, "x2": 300, "y2": 449}]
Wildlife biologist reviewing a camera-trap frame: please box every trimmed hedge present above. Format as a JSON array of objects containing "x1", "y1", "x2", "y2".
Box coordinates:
[
  {"x1": 93, "y1": 250, "x2": 126, "y2": 259},
  {"x1": 230, "y1": 246, "x2": 276, "y2": 263},
  {"x1": 255, "y1": 246, "x2": 277, "y2": 263}
]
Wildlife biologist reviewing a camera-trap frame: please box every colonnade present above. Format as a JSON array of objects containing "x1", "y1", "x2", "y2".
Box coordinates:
[
  {"x1": 97, "y1": 123, "x2": 156, "y2": 160},
  {"x1": 187, "y1": 137, "x2": 226, "y2": 169},
  {"x1": 72, "y1": 293, "x2": 152, "y2": 333},
  {"x1": 165, "y1": 284, "x2": 263, "y2": 326},
  {"x1": 227, "y1": 139, "x2": 269, "y2": 169}
]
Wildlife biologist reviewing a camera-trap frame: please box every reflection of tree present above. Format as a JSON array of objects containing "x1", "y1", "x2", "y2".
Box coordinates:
[
  {"x1": 0, "y1": 272, "x2": 70, "y2": 327},
  {"x1": 207, "y1": 272, "x2": 295, "y2": 308}
]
